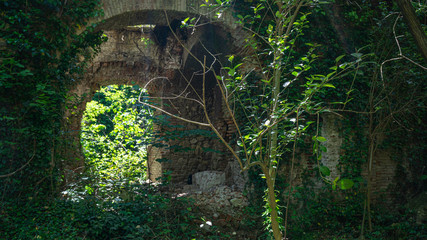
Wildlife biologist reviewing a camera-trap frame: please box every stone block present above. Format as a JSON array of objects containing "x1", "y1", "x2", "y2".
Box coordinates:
[
  {"x1": 193, "y1": 171, "x2": 226, "y2": 192},
  {"x1": 230, "y1": 197, "x2": 247, "y2": 208}
]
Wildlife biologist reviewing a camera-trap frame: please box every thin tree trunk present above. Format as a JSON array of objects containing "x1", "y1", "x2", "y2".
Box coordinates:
[
  {"x1": 366, "y1": 71, "x2": 378, "y2": 232},
  {"x1": 367, "y1": 138, "x2": 374, "y2": 231},
  {"x1": 267, "y1": 3, "x2": 304, "y2": 239},
  {"x1": 263, "y1": 165, "x2": 283, "y2": 240},
  {"x1": 360, "y1": 199, "x2": 367, "y2": 239},
  {"x1": 395, "y1": 0, "x2": 427, "y2": 61}
]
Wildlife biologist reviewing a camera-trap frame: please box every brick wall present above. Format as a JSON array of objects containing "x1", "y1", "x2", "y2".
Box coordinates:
[{"x1": 65, "y1": 23, "x2": 240, "y2": 184}]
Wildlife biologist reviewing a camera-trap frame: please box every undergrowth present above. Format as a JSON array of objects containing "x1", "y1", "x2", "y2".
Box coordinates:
[{"x1": 1, "y1": 184, "x2": 200, "y2": 240}]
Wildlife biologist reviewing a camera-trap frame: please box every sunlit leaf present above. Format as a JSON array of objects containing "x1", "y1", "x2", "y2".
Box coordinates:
[
  {"x1": 335, "y1": 55, "x2": 345, "y2": 62},
  {"x1": 338, "y1": 179, "x2": 354, "y2": 190},
  {"x1": 228, "y1": 55, "x2": 234, "y2": 62},
  {"x1": 314, "y1": 136, "x2": 327, "y2": 142},
  {"x1": 332, "y1": 176, "x2": 339, "y2": 190}
]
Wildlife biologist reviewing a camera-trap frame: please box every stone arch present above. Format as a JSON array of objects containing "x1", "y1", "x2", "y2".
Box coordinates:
[
  {"x1": 62, "y1": 5, "x2": 245, "y2": 187},
  {"x1": 93, "y1": 0, "x2": 236, "y2": 30}
]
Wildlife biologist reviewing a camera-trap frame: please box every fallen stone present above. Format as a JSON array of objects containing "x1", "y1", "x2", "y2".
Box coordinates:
[
  {"x1": 230, "y1": 197, "x2": 247, "y2": 207},
  {"x1": 193, "y1": 171, "x2": 226, "y2": 192}
]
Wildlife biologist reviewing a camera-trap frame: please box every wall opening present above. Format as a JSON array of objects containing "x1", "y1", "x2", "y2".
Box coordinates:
[
  {"x1": 63, "y1": 84, "x2": 153, "y2": 201},
  {"x1": 60, "y1": 21, "x2": 240, "y2": 191}
]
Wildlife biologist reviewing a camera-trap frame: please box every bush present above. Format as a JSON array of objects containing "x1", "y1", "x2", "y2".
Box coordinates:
[{"x1": 1, "y1": 184, "x2": 200, "y2": 240}]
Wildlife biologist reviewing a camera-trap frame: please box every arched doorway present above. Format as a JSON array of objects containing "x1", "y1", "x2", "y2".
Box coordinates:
[{"x1": 61, "y1": 13, "x2": 242, "y2": 189}]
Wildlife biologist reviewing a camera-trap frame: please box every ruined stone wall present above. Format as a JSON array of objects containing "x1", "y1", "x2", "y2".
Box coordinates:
[
  {"x1": 316, "y1": 113, "x2": 399, "y2": 198},
  {"x1": 62, "y1": 23, "x2": 243, "y2": 186},
  {"x1": 64, "y1": 0, "x2": 252, "y2": 186},
  {"x1": 63, "y1": 25, "x2": 404, "y2": 196},
  {"x1": 320, "y1": 113, "x2": 343, "y2": 182},
  {"x1": 93, "y1": 0, "x2": 242, "y2": 31},
  {"x1": 158, "y1": 82, "x2": 235, "y2": 183},
  {"x1": 362, "y1": 146, "x2": 397, "y2": 200}
]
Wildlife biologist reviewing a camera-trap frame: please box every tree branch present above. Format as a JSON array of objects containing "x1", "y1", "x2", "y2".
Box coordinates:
[
  {"x1": 395, "y1": 0, "x2": 427, "y2": 61},
  {"x1": 0, "y1": 140, "x2": 36, "y2": 178}
]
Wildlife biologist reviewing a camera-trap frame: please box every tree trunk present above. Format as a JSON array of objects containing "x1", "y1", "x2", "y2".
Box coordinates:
[
  {"x1": 395, "y1": 0, "x2": 427, "y2": 61},
  {"x1": 263, "y1": 166, "x2": 283, "y2": 240}
]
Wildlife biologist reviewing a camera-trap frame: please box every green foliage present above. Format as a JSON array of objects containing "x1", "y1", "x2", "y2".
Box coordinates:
[
  {"x1": 1, "y1": 185, "x2": 201, "y2": 240},
  {"x1": 286, "y1": 158, "x2": 426, "y2": 240},
  {"x1": 288, "y1": 188, "x2": 364, "y2": 239},
  {"x1": 0, "y1": 0, "x2": 425, "y2": 239},
  {"x1": 334, "y1": 116, "x2": 369, "y2": 198},
  {"x1": 0, "y1": 0, "x2": 105, "y2": 200},
  {"x1": 319, "y1": 165, "x2": 330, "y2": 176},
  {"x1": 285, "y1": 185, "x2": 426, "y2": 239},
  {"x1": 292, "y1": 1, "x2": 426, "y2": 238},
  {"x1": 203, "y1": 1, "x2": 361, "y2": 239},
  {"x1": 226, "y1": 0, "x2": 425, "y2": 238},
  {"x1": 65, "y1": 85, "x2": 152, "y2": 201},
  {"x1": 83, "y1": 86, "x2": 150, "y2": 178},
  {"x1": 363, "y1": 208, "x2": 427, "y2": 240}
]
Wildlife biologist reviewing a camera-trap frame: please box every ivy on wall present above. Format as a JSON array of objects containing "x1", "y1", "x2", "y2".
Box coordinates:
[
  {"x1": 0, "y1": 0, "x2": 106, "y2": 200},
  {"x1": 229, "y1": 0, "x2": 426, "y2": 238}
]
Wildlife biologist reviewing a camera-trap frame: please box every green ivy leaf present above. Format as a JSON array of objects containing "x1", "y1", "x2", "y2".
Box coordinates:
[
  {"x1": 319, "y1": 166, "x2": 330, "y2": 176},
  {"x1": 332, "y1": 176, "x2": 339, "y2": 190},
  {"x1": 335, "y1": 55, "x2": 345, "y2": 63},
  {"x1": 317, "y1": 136, "x2": 327, "y2": 142},
  {"x1": 228, "y1": 55, "x2": 234, "y2": 62},
  {"x1": 338, "y1": 179, "x2": 354, "y2": 190},
  {"x1": 319, "y1": 145, "x2": 327, "y2": 152}
]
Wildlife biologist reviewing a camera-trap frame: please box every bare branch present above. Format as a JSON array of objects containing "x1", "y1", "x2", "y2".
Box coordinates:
[
  {"x1": 0, "y1": 140, "x2": 36, "y2": 178},
  {"x1": 380, "y1": 14, "x2": 426, "y2": 84},
  {"x1": 201, "y1": 56, "x2": 246, "y2": 170},
  {"x1": 138, "y1": 100, "x2": 210, "y2": 127}
]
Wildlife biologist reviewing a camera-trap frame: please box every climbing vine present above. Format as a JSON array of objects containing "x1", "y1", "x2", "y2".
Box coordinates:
[
  {"x1": 0, "y1": 0, "x2": 425, "y2": 239},
  {"x1": 0, "y1": 0, "x2": 105, "y2": 200}
]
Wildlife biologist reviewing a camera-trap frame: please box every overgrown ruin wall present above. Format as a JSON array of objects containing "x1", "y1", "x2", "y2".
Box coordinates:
[
  {"x1": 316, "y1": 113, "x2": 399, "y2": 200},
  {"x1": 63, "y1": 20, "x2": 246, "y2": 188},
  {"x1": 60, "y1": 1, "x2": 405, "y2": 197},
  {"x1": 64, "y1": 28, "x2": 401, "y2": 197}
]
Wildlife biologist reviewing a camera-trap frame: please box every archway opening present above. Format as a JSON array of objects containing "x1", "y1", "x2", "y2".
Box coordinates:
[
  {"x1": 64, "y1": 84, "x2": 153, "y2": 201},
  {"x1": 61, "y1": 17, "x2": 240, "y2": 195}
]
